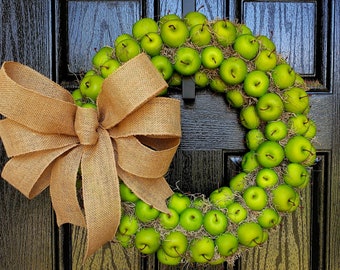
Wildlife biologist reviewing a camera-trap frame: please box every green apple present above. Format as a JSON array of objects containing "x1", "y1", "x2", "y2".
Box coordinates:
[
  {"x1": 215, "y1": 233, "x2": 239, "y2": 256},
  {"x1": 118, "y1": 214, "x2": 139, "y2": 236},
  {"x1": 100, "y1": 59, "x2": 120, "y2": 78},
  {"x1": 174, "y1": 47, "x2": 201, "y2": 76},
  {"x1": 256, "y1": 141, "x2": 285, "y2": 168},
  {"x1": 203, "y1": 209, "x2": 228, "y2": 236},
  {"x1": 212, "y1": 20, "x2": 237, "y2": 46},
  {"x1": 189, "y1": 23, "x2": 211, "y2": 46},
  {"x1": 209, "y1": 186, "x2": 234, "y2": 208},
  {"x1": 179, "y1": 207, "x2": 203, "y2": 231},
  {"x1": 162, "y1": 231, "x2": 188, "y2": 257},
  {"x1": 92, "y1": 46, "x2": 114, "y2": 69},
  {"x1": 132, "y1": 17, "x2": 158, "y2": 40},
  {"x1": 302, "y1": 145, "x2": 317, "y2": 166},
  {"x1": 240, "y1": 105, "x2": 261, "y2": 129},
  {"x1": 159, "y1": 14, "x2": 181, "y2": 25},
  {"x1": 157, "y1": 248, "x2": 181, "y2": 266},
  {"x1": 151, "y1": 55, "x2": 173, "y2": 80},
  {"x1": 258, "y1": 35, "x2": 276, "y2": 51},
  {"x1": 210, "y1": 77, "x2": 227, "y2": 93},
  {"x1": 226, "y1": 89, "x2": 245, "y2": 108},
  {"x1": 160, "y1": 19, "x2": 189, "y2": 48},
  {"x1": 135, "y1": 199, "x2": 160, "y2": 223},
  {"x1": 241, "y1": 150, "x2": 260, "y2": 173},
  {"x1": 140, "y1": 32, "x2": 163, "y2": 56},
  {"x1": 201, "y1": 46, "x2": 224, "y2": 69},
  {"x1": 272, "y1": 184, "x2": 300, "y2": 212},
  {"x1": 227, "y1": 202, "x2": 247, "y2": 223},
  {"x1": 114, "y1": 33, "x2": 134, "y2": 47},
  {"x1": 282, "y1": 87, "x2": 309, "y2": 114},
  {"x1": 243, "y1": 70, "x2": 270, "y2": 97},
  {"x1": 242, "y1": 186, "x2": 268, "y2": 211},
  {"x1": 256, "y1": 168, "x2": 279, "y2": 188},
  {"x1": 159, "y1": 208, "x2": 180, "y2": 229},
  {"x1": 256, "y1": 92, "x2": 284, "y2": 121},
  {"x1": 265, "y1": 120, "x2": 288, "y2": 141},
  {"x1": 119, "y1": 182, "x2": 139, "y2": 202},
  {"x1": 135, "y1": 227, "x2": 161, "y2": 254},
  {"x1": 189, "y1": 237, "x2": 215, "y2": 263},
  {"x1": 237, "y1": 222, "x2": 264, "y2": 247},
  {"x1": 229, "y1": 172, "x2": 248, "y2": 192},
  {"x1": 272, "y1": 63, "x2": 296, "y2": 89},
  {"x1": 246, "y1": 129, "x2": 265, "y2": 150},
  {"x1": 304, "y1": 119, "x2": 317, "y2": 139},
  {"x1": 115, "y1": 231, "x2": 131, "y2": 248},
  {"x1": 233, "y1": 34, "x2": 260, "y2": 60},
  {"x1": 167, "y1": 192, "x2": 191, "y2": 214},
  {"x1": 255, "y1": 49, "x2": 277, "y2": 71},
  {"x1": 237, "y1": 24, "x2": 252, "y2": 36},
  {"x1": 81, "y1": 102, "x2": 97, "y2": 109},
  {"x1": 257, "y1": 208, "x2": 281, "y2": 229},
  {"x1": 115, "y1": 38, "x2": 141, "y2": 62},
  {"x1": 283, "y1": 163, "x2": 310, "y2": 188},
  {"x1": 83, "y1": 70, "x2": 97, "y2": 77},
  {"x1": 194, "y1": 71, "x2": 209, "y2": 88},
  {"x1": 288, "y1": 114, "x2": 310, "y2": 135},
  {"x1": 219, "y1": 57, "x2": 248, "y2": 85},
  {"x1": 71, "y1": 89, "x2": 84, "y2": 106},
  {"x1": 284, "y1": 135, "x2": 314, "y2": 163},
  {"x1": 184, "y1": 11, "x2": 207, "y2": 29},
  {"x1": 168, "y1": 72, "x2": 182, "y2": 86},
  {"x1": 79, "y1": 74, "x2": 104, "y2": 100}
]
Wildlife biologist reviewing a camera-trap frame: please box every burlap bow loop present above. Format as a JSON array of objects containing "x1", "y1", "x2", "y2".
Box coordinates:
[{"x1": 0, "y1": 53, "x2": 181, "y2": 259}]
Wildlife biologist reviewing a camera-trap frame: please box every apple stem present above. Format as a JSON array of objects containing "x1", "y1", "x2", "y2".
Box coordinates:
[
  {"x1": 145, "y1": 34, "x2": 152, "y2": 42},
  {"x1": 231, "y1": 70, "x2": 236, "y2": 78},
  {"x1": 169, "y1": 24, "x2": 176, "y2": 30},
  {"x1": 288, "y1": 199, "x2": 296, "y2": 206},
  {"x1": 265, "y1": 153, "x2": 275, "y2": 160},
  {"x1": 197, "y1": 4, "x2": 205, "y2": 12},
  {"x1": 122, "y1": 43, "x2": 127, "y2": 48},
  {"x1": 299, "y1": 95, "x2": 309, "y2": 99},
  {"x1": 268, "y1": 49, "x2": 276, "y2": 57},
  {"x1": 303, "y1": 148, "x2": 313, "y2": 155},
  {"x1": 85, "y1": 82, "x2": 90, "y2": 88},
  {"x1": 255, "y1": 81, "x2": 261, "y2": 86},
  {"x1": 139, "y1": 244, "x2": 147, "y2": 251},
  {"x1": 271, "y1": 130, "x2": 277, "y2": 136},
  {"x1": 259, "y1": 105, "x2": 270, "y2": 111},
  {"x1": 212, "y1": 57, "x2": 217, "y2": 64},
  {"x1": 180, "y1": 60, "x2": 190, "y2": 66},
  {"x1": 202, "y1": 254, "x2": 212, "y2": 262}
]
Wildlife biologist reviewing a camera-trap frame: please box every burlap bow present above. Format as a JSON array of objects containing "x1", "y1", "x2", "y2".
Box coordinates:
[{"x1": 0, "y1": 53, "x2": 181, "y2": 258}]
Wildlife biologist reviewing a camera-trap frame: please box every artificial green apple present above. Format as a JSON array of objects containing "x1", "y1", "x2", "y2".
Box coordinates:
[
  {"x1": 189, "y1": 237, "x2": 215, "y2": 263},
  {"x1": 227, "y1": 202, "x2": 248, "y2": 223},
  {"x1": 135, "y1": 199, "x2": 160, "y2": 223},
  {"x1": 258, "y1": 35, "x2": 276, "y2": 51},
  {"x1": 257, "y1": 208, "x2": 281, "y2": 229},
  {"x1": 174, "y1": 47, "x2": 201, "y2": 76},
  {"x1": 115, "y1": 38, "x2": 141, "y2": 62},
  {"x1": 233, "y1": 34, "x2": 259, "y2": 60},
  {"x1": 219, "y1": 57, "x2": 248, "y2": 85},
  {"x1": 304, "y1": 119, "x2": 317, "y2": 139},
  {"x1": 92, "y1": 46, "x2": 114, "y2": 69},
  {"x1": 162, "y1": 231, "x2": 188, "y2": 257},
  {"x1": 283, "y1": 162, "x2": 310, "y2": 188},
  {"x1": 81, "y1": 102, "x2": 97, "y2": 109},
  {"x1": 237, "y1": 24, "x2": 252, "y2": 36},
  {"x1": 79, "y1": 74, "x2": 104, "y2": 100},
  {"x1": 256, "y1": 141, "x2": 285, "y2": 168},
  {"x1": 302, "y1": 145, "x2": 317, "y2": 166},
  {"x1": 240, "y1": 105, "x2": 261, "y2": 130},
  {"x1": 135, "y1": 227, "x2": 161, "y2": 254},
  {"x1": 179, "y1": 207, "x2": 203, "y2": 231},
  {"x1": 284, "y1": 135, "x2": 314, "y2": 163},
  {"x1": 272, "y1": 63, "x2": 296, "y2": 89},
  {"x1": 151, "y1": 55, "x2": 173, "y2": 80},
  {"x1": 272, "y1": 184, "x2": 300, "y2": 212},
  {"x1": 71, "y1": 89, "x2": 84, "y2": 106},
  {"x1": 184, "y1": 11, "x2": 207, "y2": 29},
  {"x1": 210, "y1": 77, "x2": 227, "y2": 93},
  {"x1": 288, "y1": 114, "x2": 310, "y2": 135},
  {"x1": 237, "y1": 222, "x2": 264, "y2": 247},
  {"x1": 226, "y1": 89, "x2": 245, "y2": 108},
  {"x1": 167, "y1": 192, "x2": 191, "y2": 214},
  {"x1": 201, "y1": 46, "x2": 224, "y2": 69},
  {"x1": 209, "y1": 186, "x2": 234, "y2": 208},
  {"x1": 159, "y1": 14, "x2": 181, "y2": 25},
  {"x1": 132, "y1": 17, "x2": 158, "y2": 40},
  {"x1": 140, "y1": 32, "x2": 163, "y2": 56},
  {"x1": 215, "y1": 233, "x2": 239, "y2": 256},
  {"x1": 203, "y1": 209, "x2": 228, "y2": 236},
  {"x1": 168, "y1": 72, "x2": 182, "y2": 86},
  {"x1": 189, "y1": 23, "x2": 211, "y2": 46},
  {"x1": 114, "y1": 33, "x2": 134, "y2": 47},
  {"x1": 256, "y1": 92, "x2": 284, "y2": 121},
  {"x1": 245, "y1": 128, "x2": 265, "y2": 150},
  {"x1": 100, "y1": 59, "x2": 120, "y2": 78},
  {"x1": 119, "y1": 182, "x2": 139, "y2": 202},
  {"x1": 160, "y1": 19, "x2": 189, "y2": 48},
  {"x1": 194, "y1": 71, "x2": 209, "y2": 87},
  {"x1": 115, "y1": 231, "x2": 131, "y2": 248},
  {"x1": 83, "y1": 69, "x2": 97, "y2": 77},
  {"x1": 242, "y1": 186, "x2": 268, "y2": 211},
  {"x1": 241, "y1": 150, "x2": 260, "y2": 173},
  {"x1": 157, "y1": 248, "x2": 181, "y2": 266},
  {"x1": 264, "y1": 120, "x2": 288, "y2": 141},
  {"x1": 243, "y1": 70, "x2": 270, "y2": 97},
  {"x1": 282, "y1": 87, "x2": 309, "y2": 114},
  {"x1": 256, "y1": 168, "x2": 279, "y2": 188},
  {"x1": 118, "y1": 214, "x2": 139, "y2": 236},
  {"x1": 255, "y1": 49, "x2": 277, "y2": 71},
  {"x1": 159, "y1": 208, "x2": 180, "y2": 229},
  {"x1": 212, "y1": 20, "x2": 237, "y2": 46},
  {"x1": 229, "y1": 172, "x2": 248, "y2": 192}
]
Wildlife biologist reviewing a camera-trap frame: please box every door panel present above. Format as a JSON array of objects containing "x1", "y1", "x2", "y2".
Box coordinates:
[{"x1": 0, "y1": 1, "x2": 339, "y2": 270}]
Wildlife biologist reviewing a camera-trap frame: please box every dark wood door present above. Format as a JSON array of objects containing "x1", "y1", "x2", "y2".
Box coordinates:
[{"x1": 0, "y1": 1, "x2": 339, "y2": 269}]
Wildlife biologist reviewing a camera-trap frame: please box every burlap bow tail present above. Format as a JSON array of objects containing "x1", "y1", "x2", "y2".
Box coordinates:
[{"x1": 0, "y1": 53, "x2": 181, "y2": 258}]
